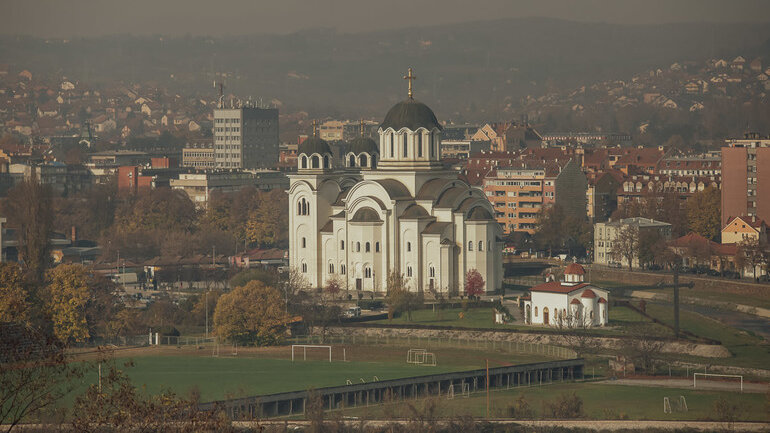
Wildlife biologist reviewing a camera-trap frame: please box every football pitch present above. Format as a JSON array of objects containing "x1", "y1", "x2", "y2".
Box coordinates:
[{"x1": 86, "y1": 344, "x2": 554, "y2": 402}]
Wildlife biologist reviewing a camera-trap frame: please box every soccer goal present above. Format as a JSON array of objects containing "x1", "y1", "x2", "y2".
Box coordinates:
[
  {"x1": 447, "y1": 383, "x2": 470, "y2": 399},
  {"x1": 663, "y1": 396, "x2": 687, "y2": 414},
  {"x1": 291, "y1": 344, "x2": 332, "y2": 362},
  {"x1": 693, "y1": 373, "x2": 743, "y2": 392},
  {"x1": 407, "y1": 348, "x2": 437, "y2": 366}
]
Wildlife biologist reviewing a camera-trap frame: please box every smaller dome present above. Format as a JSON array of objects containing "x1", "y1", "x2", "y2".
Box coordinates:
[
  {"x1": 598, "y1": 297, "x2": 607, "y2": 304},
  {"x1": 565, "y1": 263, "x2": 586, "y2": 275},
  {"x1": 401, "y1": 204, "x2": 430, "y2": 219},
  {"x1": 299, "y1": 136, "x2": 331, "y2": 155},
  {"x1": 581, "y1": 289, "x2": 596, "y2": 299},
  {"x1": 570, "y1": 298, "x2": 581, "y2": 305},
  {"x1": 349, "y1": 136, "x2": 379, "y2": 155},
  {"x1": 467, "y1": 207, "x2": 494, "y2": 221},
  {"x1": 350, "y1": 207, "x2": 382, "y2": 223}
]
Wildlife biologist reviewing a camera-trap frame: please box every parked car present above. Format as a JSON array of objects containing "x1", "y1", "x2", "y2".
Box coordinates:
[{"x1": 343, "y1": 306, "x2": 362, "y2": 318}]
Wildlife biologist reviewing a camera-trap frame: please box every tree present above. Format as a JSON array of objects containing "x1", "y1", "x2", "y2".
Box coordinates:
[
  {"x1": 4, "y1": 176, "x2": 53, "y2": 284},
  {"x1": 213, "y1": 280, "x2": 289, "y2": 346},
  {"x1": 324, "y1": 276, "x2": 342, "y2": 299},
  {"x1": 687, "y1": 186, "x2": 721, "y2": 241},
  {"x1": 611, "y1": 225, "x2": 640, "y2": 271},
  {"x1": 0, "y1": 263, "x2": 30, "y2": 324},
  {"x1": 736, "y1": 238, "x2": 767, "y2": 282},
  {"x1": 386, "y1": 269, "x2": 421, "y2": 321},
  {"x1": 464, "y1": 268, "x2": 485, "y2": 298},
  {"x1": 637, "y1": 229, "x2": 664, "y2": 269},
  {"x1": 619, "y1": 324, "x2": 665, "y2": 374},
  {"x1": 45, "y1": 264, "x2": 92, "y2": 343},
  {"x1": 245, "y1": 189, "x2": 288, "y2": 247},
  {"x1": 114, "y1": 188, "x2": 196, "y2": 234}
]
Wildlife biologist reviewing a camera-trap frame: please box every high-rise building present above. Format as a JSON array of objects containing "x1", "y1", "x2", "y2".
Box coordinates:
[
  {"x1": 721, "y1": 133, "x2": 770, "y2": 226},
  {"x1": 213, "y1": 106, "x2": 279, "y2": 169}
]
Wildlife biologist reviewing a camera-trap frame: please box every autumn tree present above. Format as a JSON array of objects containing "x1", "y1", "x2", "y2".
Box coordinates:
[
  {"x1": 4, "y1": 175, "x2": 54, "y2": 283},
  {"x1": 0, "y1": 262, "x2": 30, "y2": 324},
  {"x1": 687, "y1": 186, "x2": 721, "y2": 241},
  {"x1": 464, "y1": 268, "x2": 485, "y2": 299},
  {"x1": 45, "y1": 264, "x2": 92, "y2": 343},
  {"x1": 245, "y1": 189, "x2": 288, "y2": 248},
  {"x1": 213, "y1": 280, "x2": 289, "y2": 346},
  {"x1": 324, "y1": 275, "x2": 342, "y2": 299},
  {"x1": 386, "y1": 269, "x2": 421, "y2": 321},
  {"x1": 736, "y1": 238, "x2": 768, "y2": 282},
  {"x1": 611, "y1": 225, "x2": 639, "y2": 271}
]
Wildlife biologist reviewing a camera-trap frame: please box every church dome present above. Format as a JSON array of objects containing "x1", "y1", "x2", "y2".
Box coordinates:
[
  {"x1": 348, "y1": 136, "x2": 379, "y2": 155},
  {"x1": 380, "y1": 99, "x2": 442, "y2": 131},
  {"x1": 299, "y1": 136, "x2": 331, "y2": 155},
  {"x1": 467, "y1": 207, "x2": 494, "y2": 221},
  {"x1": 350, "y1": 207, "x2": 382, "y2": 223}
]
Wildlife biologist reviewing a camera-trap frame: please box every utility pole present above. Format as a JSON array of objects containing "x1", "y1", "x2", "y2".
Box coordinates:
[
  {"x1": 486, "y1": 359, "x2": 490, "y2": 419},
  {"x1": 655, "y1": 265, "x2": 694, "y2": 338}
]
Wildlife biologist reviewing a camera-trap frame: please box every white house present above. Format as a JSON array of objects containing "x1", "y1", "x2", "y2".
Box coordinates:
[
  {"x1": 522, "y1": 264, "x2": 608, "y2": 327},
  {"x1": 288, "y1": 75, "x2": 503, "y2": 294}
]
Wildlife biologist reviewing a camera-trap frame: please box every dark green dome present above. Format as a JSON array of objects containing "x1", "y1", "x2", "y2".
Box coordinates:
[
  {"x1": 299, "y1": 136, "x2": 331, "y2": 155},
  {"x1": 380, "y1": 99, "x2": 442, "y2": 131},
  {"x1": 348, "y1": 136, "x2": 379, "y2": 155}
]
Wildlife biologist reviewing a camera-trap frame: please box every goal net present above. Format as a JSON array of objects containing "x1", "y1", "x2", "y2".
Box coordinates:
[
  {"x1": 292, "y1": 344, "x2": 332, "y2": 362},
  {"x1": 447, "y1": 383, "x2": 470, "y2": 399},
  {"x1": 406, "y1": 349, "x2": 436, "y2": 366},
  {"x1": 693, "y1": 373, "x2": 743, "y2": 392}
]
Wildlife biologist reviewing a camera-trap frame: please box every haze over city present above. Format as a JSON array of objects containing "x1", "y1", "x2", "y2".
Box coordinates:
[{"x1": 0, "y1": 0, "x2": 768, "y2": 431}]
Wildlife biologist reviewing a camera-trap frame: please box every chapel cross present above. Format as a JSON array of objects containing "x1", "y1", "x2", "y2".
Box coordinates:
[
  {"x1": 311, "y1": 119, "x2": 318, "y2": 137},
  {"x1": 403, "y1": 67, "x2": 417, "y2": 99},
  {"x1": 359, "y1": 119, "x2": 365, "y2": 137}
]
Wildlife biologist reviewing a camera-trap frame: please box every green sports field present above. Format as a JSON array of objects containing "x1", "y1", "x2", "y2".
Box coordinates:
[{"x1": 76, "y1": 343, "x2": 555, "y2": 403}]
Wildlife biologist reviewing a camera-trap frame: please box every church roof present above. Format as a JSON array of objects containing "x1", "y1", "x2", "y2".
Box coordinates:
[
  {"x1": 299, "y1": 136, "x2": 331, "y2": 155},
  {"x1": 331, "y1": 211, "x2": 346, "y2": 219},
  {"x1": 581, "y1": 289, "x2": 596, "y2": 298},
  {"x1": 570, "y1": 298, "x2": 581, "y2": 305},
  {"x1": 416, "y1": 179, "x2": 454, "y2": 200},
  {"x1": 380, "y1": 99, "x2": 443, "y2": 131},
  {"x1": 350, "y1": 207, "x2": 382, "y2": 223},
  {"x1": 333, "y1": 191, "x2": 348, "y2": 206},
  {"x1": 530, "y1": 281, "x2": 590, "y2": 294},
  {"x1": 319, "y1": 220, "x2": 334, "y2": 233},
  {"x1": 435, "y1": 186, "x2": 466, "y2": 208},
  {"x1": 400, "y1": 204, "x2": 431, "y2": 219},
  {"x1": 598, "y1": 297, "x2": 607, "y2": 304},
  {"x1": 467, "y1": 207, "x2": 494, "y2": 221},
  {"x1": 423, "y1": 221, "x2": 451, "y2": 235},
  {"x1": 348, "y1": 136, "x2": 379, "y2": 155},
  {"x1": 565, "y1": 263, "x2": 586, "y2": 275},
  {"x1": 374, "y1": 179, "x2": 412, "y2": 200}
]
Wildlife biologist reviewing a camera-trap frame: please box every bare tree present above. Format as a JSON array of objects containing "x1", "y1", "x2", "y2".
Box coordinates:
[
  {"x1": 4, "y1": 175, "x2": 53, "y2": 284},
  {"x1": 611, "y1": 225, "x2": 639, "y2": 271},
  {"x1": 555, "y1": 311, "x2": 601, "y2": 357},
  {"x1": 619, "y1": 324, "x2": 665, "y2": 374}
]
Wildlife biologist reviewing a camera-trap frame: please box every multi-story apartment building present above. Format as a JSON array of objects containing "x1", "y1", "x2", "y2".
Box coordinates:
[
  {"x1": 182, "y1": 139, "x2": 216, "y2": 169},
  {"x1": 483, "y1": 167, "x2": 553, "y2": 234},
  {"x1": 594, "y1": 217, "x2": 672, "y2": 268},
  {"x1": 658, "y1": 156, "x2": 721, "y2": 177},
  {"x1": 169, "y1": 170, "x2": 288, "y2": 208},
  {"x1": 721, "y1": 133, "x2": 770, "y2": 226},
  {"x1": 213, "y1": 106, "x2": 279, "y2": 169}
]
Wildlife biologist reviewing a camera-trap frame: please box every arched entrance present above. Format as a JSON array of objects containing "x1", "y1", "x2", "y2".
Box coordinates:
[
  {"x1": 543, "y1": 307, "x2": 549, "y2": 325},
  {"x1": 525, "y1": 304, "x2": 531, "y2": 324}
]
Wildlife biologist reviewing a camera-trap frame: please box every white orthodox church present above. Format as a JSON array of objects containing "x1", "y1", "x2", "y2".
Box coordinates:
[
  {"x1": 522, "y1": 264, "x2": 609, "y2": 327},
  {"x1": 288, "y1": 72, "x2": 503, "y2": 294}
]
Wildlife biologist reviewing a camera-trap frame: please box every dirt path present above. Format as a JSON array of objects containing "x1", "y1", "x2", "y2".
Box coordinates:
[{"x1": 598, "y1": 377, "x2": 769, "y2": 393}]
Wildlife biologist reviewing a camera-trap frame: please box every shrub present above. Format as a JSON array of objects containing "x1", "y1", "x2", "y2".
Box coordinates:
[
  {"x1": 359, "y1": 299, "x2": 384, "y2": 310},
  {"x1": 544, "y1": 392, "x2": 584, "y2": 419},
  {"x1": 506, "y1": 395, "x2": 534, "y2": 419}
]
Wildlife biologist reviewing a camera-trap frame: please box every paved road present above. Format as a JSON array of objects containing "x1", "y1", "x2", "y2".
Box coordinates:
[{"x1": 599, "y1": 378, "x2": 769, "y2": 393}]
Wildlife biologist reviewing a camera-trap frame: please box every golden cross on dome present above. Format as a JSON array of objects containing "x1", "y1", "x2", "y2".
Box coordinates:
[
  {"x1": 311, "y1": 119, "x2": 318, "y2": 137},
  {"x1": 359, "y1": 119, "x2": 365, "y2": 137},
  {"x1": 403, "y1": 67, "x2": 417, "y2": 99}
]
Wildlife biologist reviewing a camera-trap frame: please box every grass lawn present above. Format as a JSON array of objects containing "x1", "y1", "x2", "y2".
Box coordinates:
[
  {"x1": 334, "y1": 382, "x2": 769, "y2": 422},
  {"x1": 64, "y1": 344, "x2": 555, "y2": 405},
  {"x1": 643, "y1": 303, "x2": 770, "y2": 369}
]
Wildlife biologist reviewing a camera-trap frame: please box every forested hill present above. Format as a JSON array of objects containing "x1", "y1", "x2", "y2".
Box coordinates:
[{"x1": 2, "y1": 17, "x2": 769, "y2": 120}]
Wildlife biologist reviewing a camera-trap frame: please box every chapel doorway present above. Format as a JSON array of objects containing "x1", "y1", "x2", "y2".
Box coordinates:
[
  {"x1": 543, "y1": 307, "x2": 549, "y2": 325},
  {"x1": 356, "y1": 278, "x2": 362, "y2": 291}
]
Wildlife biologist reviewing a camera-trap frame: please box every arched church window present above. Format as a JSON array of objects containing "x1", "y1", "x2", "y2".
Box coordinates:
[
  {"x1": 340, "y1": 240, "x2": 345, "y2": 250},
  {"x1": 372, "y1": 155, "x2": 377, "y2": 169},
  {"x1": 297, "y1": 201, "x2": 302, "y2": 215},
  {"x1": 407, "y1": 266, "x2": 412, "y2": 277},
  {"x1": 390, "y1": 133, "x2": 394, "y2": 157},
  {"x1": 534, "y1": 307, "x2": 538, "y2": 317},
  {"x1": 301, "y1": 262, "x2": 307, "y2": 273},
  {"x1": 340, "y1": 264, "x2": 346, "y2": 275},
  {"x1": 406, "y1": 242, "x2": 411, "y2": 252},
  {"x1": 429, "y1": 266, "x2": 435, "y2": 278},
  {"x1": 301, "y1": 237, "x2": 306, "y2": 248},
  {"x1": 590, "y1": 311, "x2": 594, "y2": 319},
  {"x1": 359, "y1": 154, "x2": 368, "y2": 167},
  {"x1": 329, "y1": 263, "x2": 334, "y2": 274},
  {"x1": 301, "y1": 155, "x2": 308, "y2": 169},
  {"x1": 429, "y1": 133, "x2": 434, "y2": 158},
  {"x1": 375, "y1": 242, "x2": 380, "y2": 252},
  {"x1": 478, "y1": 241, "x2": 483, "y2": 251},
  {"x1": 468, "y1": 241, "x2": 473, "y2": 251},
  {"x1": 301, "y1": 199, "x2": 307, "y2": 216},
  {"x1": 417, "y1": 133, "x2": 423, "y2": 157},
  {"x1": 365, "y1": 267, "x2": 371, "y2": 278},
  {"x1": 349, "y1": 155, "x2": 356, "y2": 167},
  {"x1": 323, "y1": 155, "x2": 330, "y2": 168},
  {"x1": 356, "y1": 242, "x2": 361, "y2": 252},
  {"x1": 403, "y1": 133, "x2": 408, "y2": 157},
  {"x1": 311, "y1": 155, "x2": 319, "y2": 168},
  {"x1": 365, "y1": 242, "x2": 371, "y2": 252}
]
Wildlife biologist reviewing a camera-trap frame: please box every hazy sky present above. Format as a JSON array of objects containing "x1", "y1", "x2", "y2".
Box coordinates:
[{"x1": 1, "y1": 0, "x2": 769, "y2": 37}]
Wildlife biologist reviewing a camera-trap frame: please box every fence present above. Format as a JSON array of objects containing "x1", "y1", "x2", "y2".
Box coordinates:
[{"x1": 287, "y1": 334, "x2": 576, "y2": 359}]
